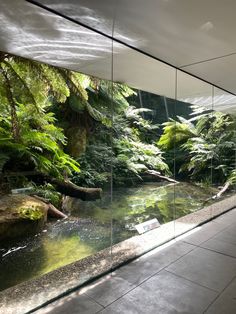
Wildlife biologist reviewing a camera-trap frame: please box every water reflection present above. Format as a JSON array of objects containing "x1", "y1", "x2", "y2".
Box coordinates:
[{"x1": 0, "y1": 181, "x2": 217, "y2": 291}]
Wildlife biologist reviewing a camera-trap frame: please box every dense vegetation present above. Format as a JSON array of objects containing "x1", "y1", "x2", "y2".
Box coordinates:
[{"x1": 0, "y1": 52, "x2": 236, "y2": 207}]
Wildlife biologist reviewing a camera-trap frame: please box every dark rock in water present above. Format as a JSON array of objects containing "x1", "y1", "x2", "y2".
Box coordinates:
[{"x1": 0, "y1": 194, "x2": 48, "y2": 242}]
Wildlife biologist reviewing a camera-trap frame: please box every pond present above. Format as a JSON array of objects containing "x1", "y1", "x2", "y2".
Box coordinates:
[{"x1": 0, "y1": 181, "x2": 216, "y2": 291}]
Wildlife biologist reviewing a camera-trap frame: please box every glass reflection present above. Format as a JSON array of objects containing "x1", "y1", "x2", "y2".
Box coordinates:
[{"x1": 174, "y1": 71, "x2": 213, "y2": 235}]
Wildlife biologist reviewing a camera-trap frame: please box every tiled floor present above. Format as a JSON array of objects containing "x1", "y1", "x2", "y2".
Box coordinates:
[{"x1": 36, "y1": 209, "x2": 236, "y2": 314}]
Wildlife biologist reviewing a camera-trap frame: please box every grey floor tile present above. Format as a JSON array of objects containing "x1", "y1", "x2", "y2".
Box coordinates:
[
  {"x1": 205, "y1": 297, "x2": 236, "y2": 314},
  {"x1": 84, "y1": 275, "x2": 136, "y2": 307},
  {"x1": 205, "y1": 277, "x2": 236, "y2": 314},
  {"x1": 166, "y1": 247, "x2": 236, "y2": 292},
  {"x1": 224, "y1": 224, "x2": 236, "y2": 238},
  {"x1": 114, "y1": 241, "x2": 195, "y2": 285},
  {"x1": 101, "y1": 270, "x2": 217, "y2": 314},
  {"x1": 213, "y1": 226, "x2": 236, "y2": 246},
  {"x1": 181, "y1": 222, "x2": 227, "y2": 246},
  {"x1": 213, "y1": 211, "x2": 236, "y2": 227},
  {"x1": 35, "y1": 293, "x2": 103, "y2": 314},
  {"x1": 223, "y1": 277, "x2": 236, "y2": 298},
  {"x1": 201, "y1": 237, "x2": 236, "y2": 258}
]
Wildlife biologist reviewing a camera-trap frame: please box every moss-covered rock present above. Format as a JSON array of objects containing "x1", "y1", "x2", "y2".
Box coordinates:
[
  {"x1": 66, "y1": 126, "x2": 87, "y2": 157},
  {"x1": 0, "y1": 195, "x2": 48, "y2": 242}
]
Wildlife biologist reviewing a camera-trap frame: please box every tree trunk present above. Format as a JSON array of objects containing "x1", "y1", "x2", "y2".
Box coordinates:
[
  {"x1": 2, "y1": 69, "x2": 20, "y2": 141},
  {"x1": 4, "y1": 171, "x2": 102, "y2": 201},
  {"x1": 46, "y1": 177, "x2": 102, "y2": 201}
]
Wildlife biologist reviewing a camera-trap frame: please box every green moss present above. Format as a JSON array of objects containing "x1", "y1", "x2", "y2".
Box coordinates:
[{"x1": 18, "y1": 205, "x2": 44, "y2": 221}]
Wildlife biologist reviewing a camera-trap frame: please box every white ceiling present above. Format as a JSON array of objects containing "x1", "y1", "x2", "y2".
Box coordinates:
[
  {"x1": 36, "y1": 0, "x2": 236, "y2": 95},
  {"x1": 1, "y1": 0, "x2": 236, "y2": 112}
]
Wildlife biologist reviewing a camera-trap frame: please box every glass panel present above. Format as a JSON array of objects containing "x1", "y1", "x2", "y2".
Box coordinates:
[
  {"x1": 0, "y1": 18, "x2": 113, "y2": 312},
  {"x1": 211, "y1": 87, "x2": 236, "y2": 218},
  {"x1": 110, "y1": 42, "x2": 176, "y2": 267},
  {"x1": 175, "y1": 70, "x2": 213, "y2": 236}
]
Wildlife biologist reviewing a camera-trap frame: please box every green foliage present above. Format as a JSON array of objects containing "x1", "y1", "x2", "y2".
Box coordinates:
[
  {"x1": 74, "y1": 91, "x2": 169, "y2": 187},
  {"x1": 31, "y1": 183, "x2": 62, "y2": 208},
  {"x1": 0, "y1": 53, "x2": 81, "y2": 181},
  {"x1": 73, "y1": 142, "x2": 113, "y2": 187},
  {"x1": 159, "y1": 110, "x2": 236, "y2": 187},
  {"x1": 158, "y1": 118, "x2": 196, "y2": 150},
  {"x1": 18, "y1": 205, "x2": 44, "y2": 220},
  {"x1": 0, "y1": 103, "x2": 80, "y2": 178},
  {"x1": 115, "y1": 139, "x2": 169, "y2": 179}
]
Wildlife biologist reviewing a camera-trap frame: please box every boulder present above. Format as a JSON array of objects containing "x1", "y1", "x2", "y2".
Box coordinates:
[{"x1": 0, "y1": 194, "x2": 48, "y2": 242}]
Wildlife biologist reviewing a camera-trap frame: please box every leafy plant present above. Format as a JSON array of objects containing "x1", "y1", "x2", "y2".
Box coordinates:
[
  {"x1": 18, "y1": 205, "x2": 44, "y2": 220},
  {"x1": 31, "y1": 183, "x2": 62, "y2": 208}
]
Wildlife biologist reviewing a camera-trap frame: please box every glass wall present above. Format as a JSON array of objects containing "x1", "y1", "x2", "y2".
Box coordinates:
[
  {"x1": 111, "y1": 42, "x2": 176, "y2": 262},
  {"x1": 0, "y1": 21, "x2": 114, "y2": 291},
  {"x1": 174, "y1": 71, "x2": 213, "y2": 235},
  {"x1": 1, "y1": 9, "x2": 236, "y2": 312}
]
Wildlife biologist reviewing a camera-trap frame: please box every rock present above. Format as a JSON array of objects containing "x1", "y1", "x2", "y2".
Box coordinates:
[
  {"x1": 0, "y1": 194, "x2": 48, "y2": 242},
  {"x1": 66, "y1": 126, "x2": 87, "y2": 157}
]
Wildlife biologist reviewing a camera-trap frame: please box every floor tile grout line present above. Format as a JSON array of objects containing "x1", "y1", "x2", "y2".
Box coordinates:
[
  {"x1": 183, "y1": 239, "x2": 236, "y2": 259},
  {"x1": 85, "y1": 218, "x2": 235, "y2": 312},
  {"x1": 83, "y1": 293, "x2": 106, "y2": 309},
  {"x1": 35, "y1": 213, "x2": 236, "y2": 313},
  {"x1": 85, "y1": 211, "x2": 236, "y2": 310},
  {"x1": 181, "y1": 226, "x2": 236, "y2": 259},
  {"x1": 126, "y1": 244, "x2": 198, "y2": 287},
  {"x1": 197, "y1": 244, "x2": 236, "y2": 259},
  {"x1": 93, "y1": 244, "x2": 198, "y2": 312},
  {"x1": 164, "y1": 269, "x2": 219, "y2": 293},
  {"x1": 80, "y1": 228, "x2": 232, "y2": 311},
  {"x1": 181, "y1": 220, "x2": 234, "y2": 247},
  {"x1": 202, "y1": 275, "x2": 236, "y2": 313}
]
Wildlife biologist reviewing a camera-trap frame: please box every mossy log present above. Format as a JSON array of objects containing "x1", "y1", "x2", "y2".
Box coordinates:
[
  {"x1": 4, "y1": 172, "x2": 102, "y2": 201},
  {"x1": 46, "y1": 177, "x2": 102, "y2": 201}
]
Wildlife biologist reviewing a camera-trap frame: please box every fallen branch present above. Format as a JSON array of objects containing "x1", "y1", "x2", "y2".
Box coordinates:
[
  {"x1": 32, "y1": 195, "x2": 67, "y2": 219},
  {"x1": 48, "y1": 203, "x2": 67, "y2": 219},
  {"x1": 203, "y1": 181, "x2": 231, "y2": 204},
  {"x1": 213, "y1": 182, "x2": 230, "y2": 199},
  {"x1": 146, "y1": 170, "x2": 179, "y2": 183}
]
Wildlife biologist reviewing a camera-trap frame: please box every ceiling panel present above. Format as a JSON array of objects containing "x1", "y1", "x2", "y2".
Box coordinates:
[
  {"x1": 0, "y1": 0, "x2": 113, "y2": 74},
  {"x1": 0, "y1": 0, "x2": 177, "y2": 99},
  {"x1": 176, "y1": 71, "x2": 213, "y2": 110},
  {"x1": 183, "y1": 54, "x2": 236, "y2": 95},
  {"x1": 213, "y1": 87, "x2": 236, "y2": 113},
  {"x1": 36, "y1": 0, "x2": 236, "y2": 67}
]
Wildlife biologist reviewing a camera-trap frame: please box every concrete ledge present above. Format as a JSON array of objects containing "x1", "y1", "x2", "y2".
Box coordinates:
[{"x1": 0, "y1": 194, "x2": 235, "y2": 314}]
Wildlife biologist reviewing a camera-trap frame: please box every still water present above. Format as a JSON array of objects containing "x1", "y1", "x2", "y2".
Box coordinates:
[{"x1": 0, "y1": 182, "x2": 216, "y2": 291}]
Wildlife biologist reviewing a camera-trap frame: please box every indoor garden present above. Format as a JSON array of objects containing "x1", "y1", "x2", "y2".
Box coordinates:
[{"x1": 0, "y1": 50, "x2": 236, "y2": 292}]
